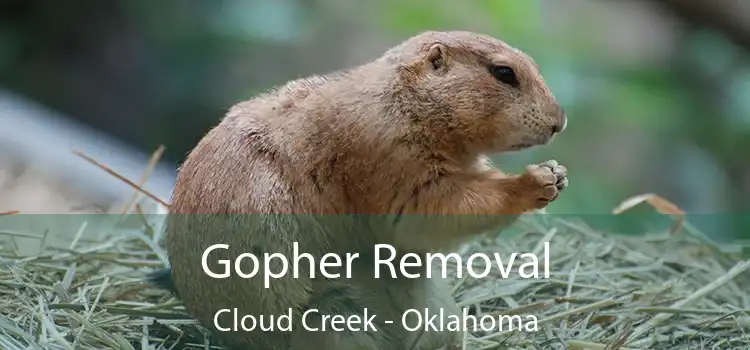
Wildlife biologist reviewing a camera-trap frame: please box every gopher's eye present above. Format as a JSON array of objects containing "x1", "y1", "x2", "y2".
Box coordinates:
[{"x1": 490, "y1": 65, "x2": 519, "y2": 87}]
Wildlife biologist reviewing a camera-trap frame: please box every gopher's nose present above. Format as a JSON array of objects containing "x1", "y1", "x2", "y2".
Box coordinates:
[{"x1": 552, "y1": 109, "x2": 567, "y2": 134}]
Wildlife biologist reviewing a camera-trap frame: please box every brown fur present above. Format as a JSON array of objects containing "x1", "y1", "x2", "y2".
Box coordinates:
[{"x1": 162, "y1": 31, "x2": 568, "y2": 350}]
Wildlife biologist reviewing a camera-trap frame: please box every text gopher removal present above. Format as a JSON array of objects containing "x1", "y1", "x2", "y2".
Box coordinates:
[{"x1": 200, "y1": 242, "x2": 551, "y2": 288}]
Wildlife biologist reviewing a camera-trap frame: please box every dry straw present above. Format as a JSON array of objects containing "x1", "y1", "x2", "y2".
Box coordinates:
[{"x1": 0, "y1": 149, "x2": 748, "y2": 350}]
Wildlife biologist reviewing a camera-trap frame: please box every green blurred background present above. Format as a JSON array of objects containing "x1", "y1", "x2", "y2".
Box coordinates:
[{"x1": 0, "y1": 0, "x2": 748, "y2": 243}]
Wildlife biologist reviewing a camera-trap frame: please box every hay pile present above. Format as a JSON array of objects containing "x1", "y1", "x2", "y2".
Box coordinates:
[{"x1": 1, "y1": 205, "x2": 748, "y2": 350}]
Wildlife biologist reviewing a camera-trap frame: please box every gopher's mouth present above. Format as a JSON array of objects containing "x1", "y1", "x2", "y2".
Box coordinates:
[
  {"x1": 509, "y1": 134, "x2": 556, "y2": 150},
  {"x1": 509, "y1": 143, "x2": 534, "y2": 150}
]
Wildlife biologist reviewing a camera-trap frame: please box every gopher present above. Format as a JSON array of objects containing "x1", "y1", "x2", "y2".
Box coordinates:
[{"x1": 151, "y1": 30, "x2": 568, "y2": 350}]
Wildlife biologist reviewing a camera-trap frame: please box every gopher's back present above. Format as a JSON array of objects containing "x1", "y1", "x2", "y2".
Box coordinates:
[{"x1": 171, "y1": 71, "x2": 409, "y2": 213}]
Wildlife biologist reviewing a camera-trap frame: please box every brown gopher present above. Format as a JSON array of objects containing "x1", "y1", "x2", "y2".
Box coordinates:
[{"x1": 150, "y1": 30, "x2": 568, "y2": 350}]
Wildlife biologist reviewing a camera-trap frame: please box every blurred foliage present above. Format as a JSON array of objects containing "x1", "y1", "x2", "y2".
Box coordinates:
[{"x1": 0, "y1": 0, "x2": 749, "y2": 244}]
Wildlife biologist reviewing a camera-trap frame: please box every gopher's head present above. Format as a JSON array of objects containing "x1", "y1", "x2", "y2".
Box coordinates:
[{"x1": 383, "y1": 31, "x2": 566, "y2": 155}]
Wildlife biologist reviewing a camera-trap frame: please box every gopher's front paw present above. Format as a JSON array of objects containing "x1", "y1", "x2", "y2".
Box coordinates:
[{"x1": 519, "y1": 159, "x2": 568, "y2": 209}]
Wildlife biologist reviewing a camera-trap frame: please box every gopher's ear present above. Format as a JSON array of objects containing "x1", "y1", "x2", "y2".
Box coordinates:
[{"x1": 424, "y1": 43, "x2": 447, "y2": 71}]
